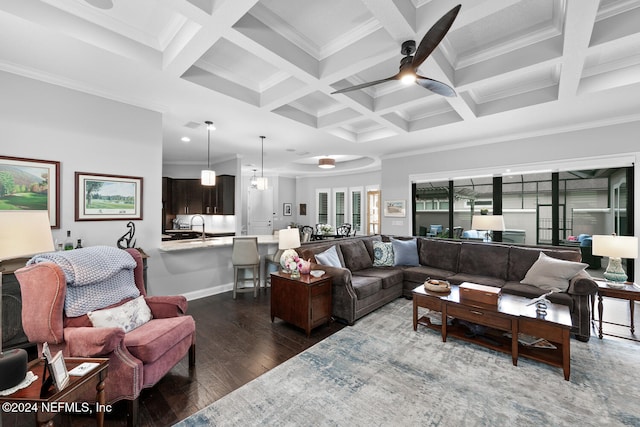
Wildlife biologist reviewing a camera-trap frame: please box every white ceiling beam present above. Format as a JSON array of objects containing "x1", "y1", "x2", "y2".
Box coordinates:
[
  {"x1": 163, "y1": 0, "x2": 259, "y2": 76},
  {"x1": 359, "y1": 0, "x2": 416, "y2": 39},
  {"x1": 558, "y1": 0, "x2": 599, "y2": 100}
]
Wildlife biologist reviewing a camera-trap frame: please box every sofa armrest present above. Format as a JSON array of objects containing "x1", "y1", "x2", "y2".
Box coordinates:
[
  {"x1": 312, "y1": 264, "x2": 352, "y2": 287},
  {"x1": 63, "y1": 327, "x2": 126, "y2": 357},
  {"x1": 145, "y1": 295, "x2": 188, "y2": 318},
  {"x1": 567, "y1": 270, "x2": 599, "y2": 296}
]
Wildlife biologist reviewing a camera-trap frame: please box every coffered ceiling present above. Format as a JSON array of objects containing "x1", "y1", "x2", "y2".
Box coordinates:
[{"x1": 1, "y1": 0, "x2": 639, "y2": 176}]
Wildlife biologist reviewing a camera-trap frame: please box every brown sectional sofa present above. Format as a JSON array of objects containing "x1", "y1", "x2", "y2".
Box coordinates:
[{"x1": 297, "y1": 235, "x2": 598, "y2": 341}]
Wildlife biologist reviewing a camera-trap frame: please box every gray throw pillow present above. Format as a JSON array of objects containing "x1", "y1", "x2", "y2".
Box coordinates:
[
  {"x1": 391, "y1": 238, "x2": 419, "y2": 266},
  {"x1": 373, "y1": 241, "x2": 394, "y2": 266},
  {"x1": 520, "y1": 252, "x2": 588, "y2": 292},
  {"x1": 315, "y1": 245, "x2": 343, "y2": 268}
]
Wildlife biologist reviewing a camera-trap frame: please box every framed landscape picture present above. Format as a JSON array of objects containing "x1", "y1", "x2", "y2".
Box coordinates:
[
  {"x1": 0, "y1": 155, "x2": 60, "y2": 228},
  {"x1": 75, "y1": 172, "x2": 143, "y2": 221},
  {"x1": 383, "y1": 200, "x2": 406, "y2": 217}
]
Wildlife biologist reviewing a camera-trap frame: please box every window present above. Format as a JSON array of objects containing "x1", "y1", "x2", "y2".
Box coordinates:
[
  {"x1": 351, "y1": 189, "x2": 362, "y2": 232},
  {"x1": 335, "y1": 190, "x2": 345, "y2": 227},
  {"x1": 317, "y1": 189, "x2": 329, "y2": 224}
]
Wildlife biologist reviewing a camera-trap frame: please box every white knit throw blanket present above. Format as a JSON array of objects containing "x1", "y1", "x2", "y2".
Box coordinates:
[{"x1": 27, "y1": 246, "x2": 140, "y2": 317}]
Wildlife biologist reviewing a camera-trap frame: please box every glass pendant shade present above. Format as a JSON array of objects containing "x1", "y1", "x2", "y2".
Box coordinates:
[
  {"x1": 201, "y1": 120, "x2": 216, "y2": 186},
  {"x1": 201, "y1": 169, "x2": 216, "y2": 186},
  {"x1": 256, "y1": 177, "x2": 268, "y2": 190}
]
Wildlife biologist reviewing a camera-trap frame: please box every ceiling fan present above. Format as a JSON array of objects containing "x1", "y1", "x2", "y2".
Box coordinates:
[{"x1": 331, "y1": 4, "x2": 461, "y2": 97}]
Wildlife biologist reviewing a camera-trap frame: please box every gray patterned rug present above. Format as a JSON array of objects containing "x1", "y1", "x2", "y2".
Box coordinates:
[{"x1": 175, "y1": 299, "x2": 640, "y2": 426}]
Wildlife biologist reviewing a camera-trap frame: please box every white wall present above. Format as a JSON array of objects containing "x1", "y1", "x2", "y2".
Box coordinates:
[{"x1": 0, "y1": 71, "x2": 166, "y2": 287}]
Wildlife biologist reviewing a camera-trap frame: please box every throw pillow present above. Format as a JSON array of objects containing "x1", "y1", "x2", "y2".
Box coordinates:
[
  {"x1": 315, "y1": 245, "x2": 343, "y2": 268},
  {"x1": 88, "y1": 296, "x2": 153, "y2": 333},
  {"x1": 391, "y1": 238, "x2": 419, "y2": 266},
  {"x1": 520, "y1": 252, "x2": 588, "y2": 292},
  {"x1": 373, "y1": 241, "x2": 394, "y2": 266}
]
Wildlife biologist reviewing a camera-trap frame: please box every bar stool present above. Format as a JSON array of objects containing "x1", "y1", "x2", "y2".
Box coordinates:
[{"x1": 231, "y1": 237, "x2": 260, "y2": 299}]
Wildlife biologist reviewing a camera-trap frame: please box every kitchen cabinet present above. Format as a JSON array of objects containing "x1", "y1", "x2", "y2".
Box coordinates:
[
  {"x1": 171, "y1": 179, "x2": 204, "y2": 215},
  {"x1": 165, "y1": 175, "x2": 235, "y2": 216}
]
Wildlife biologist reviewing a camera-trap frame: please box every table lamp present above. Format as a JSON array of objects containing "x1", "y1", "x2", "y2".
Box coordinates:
[
  {"x1": 0, "y1": 211, "x2": 54, "y2": 391},
  {"x1": 592, "y1": 234, "x2": 638, "y2": 283},
  {"x1": 278, "y1": 227, "x2": 301, "y2": 276},
  {"x1": 471, "y1": 215, "x2": 505, "y2": 242}
]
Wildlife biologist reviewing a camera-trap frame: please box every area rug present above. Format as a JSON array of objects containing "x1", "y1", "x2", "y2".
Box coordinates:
[{"x1": 175, "y1": 299, "x2": 640, "y2": 426}]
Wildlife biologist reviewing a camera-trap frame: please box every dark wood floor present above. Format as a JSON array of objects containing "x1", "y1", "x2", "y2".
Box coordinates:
[{"x1": 3, "y1": 288, "x2": 638, "y2": 427}]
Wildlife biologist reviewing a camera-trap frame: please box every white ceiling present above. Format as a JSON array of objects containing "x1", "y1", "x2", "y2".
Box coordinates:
[{"x1": 2, "y1": 0, "x2": 640, "y2": 177}]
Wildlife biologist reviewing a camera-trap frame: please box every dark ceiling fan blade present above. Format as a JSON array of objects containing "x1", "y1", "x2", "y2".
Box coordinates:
[
  {"x1": 331, "y1": 75, "x2": 398, "y2": 94},
  {"x1": 415, "y1": 76, "x2": 457, "y2": 97},
  {"x1": 412, "y1": 4, "x2": 461, "y2": 69}
]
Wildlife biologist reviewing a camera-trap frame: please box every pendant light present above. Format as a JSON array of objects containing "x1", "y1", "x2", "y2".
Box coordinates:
[
  {"x1": 256, "y1": 136, "x2": 268, "y2": 190},
  {"x1": 201, "y1": 121, "x2": 216, "y2": 186},
  {"x1": 250, "y1": 169, "x2": 258, "y2": 189}
]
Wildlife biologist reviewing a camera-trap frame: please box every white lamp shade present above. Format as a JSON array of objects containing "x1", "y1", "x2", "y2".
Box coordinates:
[
  {"x1": 201, "y1": 169, "x2": 216, "y2": 186},
  {"x1": 471, "y1": 215, "x2": 505, "y2": 231},
  {"x1": 278, "y1": 228, "x2": 301, "y2": 250},
  {"x1": 0, "y1": 211, "x2": 55, "y2": 260},
  {"x1": 256, "y1": 177, "x2": 268, "y2": 190},
  {"x1": 592, "y1": 235, "x2": 638, "y2": 259}
]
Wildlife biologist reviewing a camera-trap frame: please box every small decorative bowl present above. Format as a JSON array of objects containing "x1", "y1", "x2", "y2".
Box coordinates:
[
  {"x1": 310, "y1": 270, "x2": 325, "y2": 278},
  {"x1": 424, "y1": 279, "x2": 451, "y2": 293}
]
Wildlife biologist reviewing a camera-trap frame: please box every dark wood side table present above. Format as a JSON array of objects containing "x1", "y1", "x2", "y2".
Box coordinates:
[
  {"x1": 593, "y1": 281, "x2": 640, "y2": 340},
  {"x1": 270, "y1": 271, "x2": 332, "y2": 337},
  {"x1": 0, "y1": 357, "x2": 109, "y2": 427}
]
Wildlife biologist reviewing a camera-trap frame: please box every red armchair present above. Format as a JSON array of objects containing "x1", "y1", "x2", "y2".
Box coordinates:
[{"x1": 15, "y1": 248, "x2": 195, "y2": 426}]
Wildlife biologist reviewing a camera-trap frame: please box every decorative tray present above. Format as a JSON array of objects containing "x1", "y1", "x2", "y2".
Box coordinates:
[{"x1": 424, "y1": 279, "x2": 451, "y2": 293}]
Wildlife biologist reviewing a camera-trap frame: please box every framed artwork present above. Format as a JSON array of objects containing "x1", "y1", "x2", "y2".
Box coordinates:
[
  {"x1": 283, "y1": 203, "x2": 292, "y2": 216},
  {"x1": 0, "y1": 155, "x2": 60, "y2": 228},
  {"x1": 42, "y1": 342, "x2": 69, "y2": 391},
  {"x1": 383, "y1": 200, "x2": 406, "y2": 217},
  {"x1": 75, "y1": 172, "x2": 143, "y2": 221},
  {"x1": 299, "y1": 203, "x2": 307, "y2": 216}
]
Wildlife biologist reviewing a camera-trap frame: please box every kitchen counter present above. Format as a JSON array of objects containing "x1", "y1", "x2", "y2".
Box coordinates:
[{"x1": 159, "y1": 234, "x2": 279, "y2": 252}]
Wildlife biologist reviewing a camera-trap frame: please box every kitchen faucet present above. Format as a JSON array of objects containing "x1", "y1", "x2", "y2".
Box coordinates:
[{"x1": 190, "y1": 215, "x2": 206, "y2": 241}]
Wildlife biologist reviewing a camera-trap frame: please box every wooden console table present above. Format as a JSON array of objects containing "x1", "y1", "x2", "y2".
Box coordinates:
[
  {"x1": 0, "y1": 357, "x2": 109, "y2": 426},
  {"x1": 413, "y1": 283, "x2": 572, "y2": 380},
  {"x1": 270, "y1": 271, "x2": 332, "y2": 337}
]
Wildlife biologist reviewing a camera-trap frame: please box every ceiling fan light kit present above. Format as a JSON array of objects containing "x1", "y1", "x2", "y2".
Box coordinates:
[
  {"x1": 331, "y1": 5, "x2": 461, "y2": 97},
  {"x1": 318, "y1": 158, "x2": 336, "y2": 169}
]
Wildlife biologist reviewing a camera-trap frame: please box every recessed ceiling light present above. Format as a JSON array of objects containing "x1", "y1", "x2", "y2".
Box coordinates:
[
  {"x1": 181, "y1": 136, "x2": 191, "y2": 143},
  {"x1": 84, "y1": 0, "x2": 114, "y2": 9}
]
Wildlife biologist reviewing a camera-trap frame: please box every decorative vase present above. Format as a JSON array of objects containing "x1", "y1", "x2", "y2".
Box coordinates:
[
  {"x1": 298, "y1": 259, "x2": 311, "y2": 275},
  {"x1": 290, "y1": 269, "x2": 301, "y2": 279}
]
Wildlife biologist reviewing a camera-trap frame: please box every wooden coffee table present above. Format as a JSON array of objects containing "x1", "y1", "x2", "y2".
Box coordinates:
[
  {"x1": 413, "y1": 283, "x2": 572, "y2": 380},
  {"x1": 0, "y1": 357, "x2": 109, "y2": 426}
]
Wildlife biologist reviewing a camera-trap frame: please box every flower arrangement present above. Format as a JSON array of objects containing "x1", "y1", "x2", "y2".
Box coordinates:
[{"x1": 318, "y1": 224, "x2": 333, "y2": 234}]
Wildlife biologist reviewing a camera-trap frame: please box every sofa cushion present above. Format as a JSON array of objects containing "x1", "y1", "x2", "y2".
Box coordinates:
[
  {"x1": 340, "y1": 240, "x2": 373, "y2": 272},
  {"x1": 124, "y1": 315, "x2": 195, "y2": 364},
  {"x1": 315, "y1": 245, "x2": 343, "y2": 268},
  {"x1": 351, "y1": 275, "x2": 382, "y2": 300},
  {"x1": 446, "y1": 273, "x2": 505, "y2": 288},
  {"x1": 418, "y1": 239, "x2": 461, "y2": 272},
  {"x1": 354, "y1": 268, "x2": 404, "y2": 289},
  {"x1": 391, "y1": 238, "x2": 419, "y2": 266},
  {"x1": 508, "y1": 246, "x2": 582, "y2": 282},
  {"x1": 502, "y1": 281, "x2": 574, "y2": 310},
  {"x1": 458, "y1": 242, "x2": 509, "y2": 280},
  {"x1": 403, "y1": 266, "x2": 455, "y2": 284},
  {"x1": 373, "y1": 241, "x2": 394, "y2": 266},
  {"x1": 520, "y1": 252, "x2": 587, "y2": 292}
]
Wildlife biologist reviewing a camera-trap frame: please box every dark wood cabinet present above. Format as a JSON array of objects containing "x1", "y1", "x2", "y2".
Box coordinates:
[
  {"x1": 171, "y1": 179, "x2": 204, "y2": 215},
  {"x1": 166, "y1": 175, "x2": 235, "y2": 216},
  {"x1": 270, "y1": 272, "x2": 332, "y2": 336}
]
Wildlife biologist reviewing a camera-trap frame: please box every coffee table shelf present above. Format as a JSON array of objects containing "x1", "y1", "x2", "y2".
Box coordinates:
[{"x1": 413, "y1": 283, "x2": 572, "y2": 380}]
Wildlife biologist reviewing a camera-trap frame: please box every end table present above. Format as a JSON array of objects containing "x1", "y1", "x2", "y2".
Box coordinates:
[
  {"x1": 270, "y1": 271, "x2": 332, "y2": 337},
  {"x1": 593, "y1": 281, "x2": 640, "y2": 340}
]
